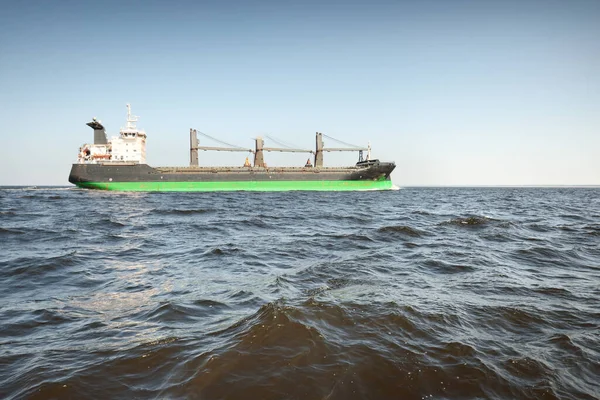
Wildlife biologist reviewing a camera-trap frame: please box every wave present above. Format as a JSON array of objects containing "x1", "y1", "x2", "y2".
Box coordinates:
[
  {"x1": 199, "y1": 247, "x2": 242, "y2": 256},
  {"x1": 0, "y1": 227, "x2": 26, "y2": 235},
  {"x1": 165, "y1": 301, "x2": 568, "y2": 399},
  {"x1": 583, "y1": 224, "x2": 600, "y2": 236},
  {"x1": 327, "y1": 233, "x2": 375, "y2": 242},
  {"x1": 0, "y1": 251, "x2": 80, "y2": 279},
  {"x1": 91, "y1": 217, "x2": 127, "y2": 228},
  {"x1": 441, "y1": 215, "x2": 512, "y2": 228},
  {"x1": 143, "y1": 300, "x2": 229, "y2": 323},
  {"x1": 154, "y1": 208, "x2": 215, "y2": 215},
  {"x1": 0, "y1": 186, "x2": 70, "y2": 191},
  {"x1": 377, "y1": 225, "x2": 424, "y2": 237},
  {"x1": 420, "y1": 259, "x2": 476, "y2": 274},
  {"x1": 2, "y1": 186, "x2": 600, "y2": 400}
]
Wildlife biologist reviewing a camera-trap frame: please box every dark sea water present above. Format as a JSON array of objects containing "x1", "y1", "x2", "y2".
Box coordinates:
[{"x1": 1, "y1": 186, "x2": 599, "y2": 400}]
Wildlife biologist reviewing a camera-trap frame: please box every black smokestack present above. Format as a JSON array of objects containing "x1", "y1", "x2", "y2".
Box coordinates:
[{"x1": 86, "y1": 118, "x2": 108, "y2": 144}]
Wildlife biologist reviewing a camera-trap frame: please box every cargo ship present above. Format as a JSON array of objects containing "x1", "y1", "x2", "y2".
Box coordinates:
[{"x1": 68, "y1": 105, "x2": 396, "y2": 191}]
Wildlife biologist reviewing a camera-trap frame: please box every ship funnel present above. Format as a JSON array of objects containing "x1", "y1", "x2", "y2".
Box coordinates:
[{"x1": 86, "y1": 119, "x2": 108, "y2": 144}]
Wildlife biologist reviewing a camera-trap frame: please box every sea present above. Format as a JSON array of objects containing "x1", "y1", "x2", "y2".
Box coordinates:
[{"x1": 0, "y1": 186, "x2": 598, "y2": 399}]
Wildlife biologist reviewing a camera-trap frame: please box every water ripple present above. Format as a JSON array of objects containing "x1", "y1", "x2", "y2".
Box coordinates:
[{"x1": 0, "y1": 187, "x2": 599, "y2": 399}]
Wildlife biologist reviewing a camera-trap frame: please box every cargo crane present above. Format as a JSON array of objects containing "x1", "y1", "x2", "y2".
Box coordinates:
[
  {"x1": 189, "y1": 129, "x2": 253, "y2": 166},
  {"x1": 190, "y1": 129, "x2": 313, "y2": 168},
  {"x1": 315, "y1": 132, "x2": 370, "y2": 168},
  {"x1": 190, "y1": 129, "x2": 369, "y2": 168},
  {"x1": 255, "y1": 135, "x2": 313, "y2": 168}
]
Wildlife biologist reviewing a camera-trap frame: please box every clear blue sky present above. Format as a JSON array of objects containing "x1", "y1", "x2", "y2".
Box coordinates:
[{"x1": 0, "y1": 0, "x2": 598, "y2": 185}]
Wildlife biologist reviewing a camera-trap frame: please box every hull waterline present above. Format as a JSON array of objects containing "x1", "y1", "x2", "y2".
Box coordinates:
[
  {"x1": 69, "y1": 162, "x2": 396, "y2": 192},
  {"x1": 73, "y1": 179, "x2": 394, "y2": 192}
]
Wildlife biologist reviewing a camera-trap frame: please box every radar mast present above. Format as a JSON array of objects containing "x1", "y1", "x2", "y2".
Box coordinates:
[{"x1": 125, "y1": 103, "x2": 139, "y2": 130}]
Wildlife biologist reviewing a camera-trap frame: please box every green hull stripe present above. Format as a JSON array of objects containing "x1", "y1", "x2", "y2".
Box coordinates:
[{"x1": 76, "y1": 180, "x2": 393, "y2": 192}]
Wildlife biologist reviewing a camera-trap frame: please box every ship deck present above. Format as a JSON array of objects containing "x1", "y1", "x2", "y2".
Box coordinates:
[{"x1": 154, "y1": 166, "x2": 360, "y2": 173}]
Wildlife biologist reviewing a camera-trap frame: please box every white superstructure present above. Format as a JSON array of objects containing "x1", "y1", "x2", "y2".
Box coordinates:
[{"x1": 77, "y1": 104, "x2": 147, "y2": 164}]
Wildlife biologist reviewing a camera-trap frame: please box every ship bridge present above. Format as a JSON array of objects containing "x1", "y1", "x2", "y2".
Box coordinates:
[{"x1": 76, "y1": 104, "x2": 147, "y2": 164}]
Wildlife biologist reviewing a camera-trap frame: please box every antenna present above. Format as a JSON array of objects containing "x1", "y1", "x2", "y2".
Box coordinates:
[{"x1": 125, "y1": 103, "x2": 139, "y2": 129}]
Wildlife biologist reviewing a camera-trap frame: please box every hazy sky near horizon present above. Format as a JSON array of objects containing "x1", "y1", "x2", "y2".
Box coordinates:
[{"x1": 0, "y1": 0, "x2": 598, "y2": 185}]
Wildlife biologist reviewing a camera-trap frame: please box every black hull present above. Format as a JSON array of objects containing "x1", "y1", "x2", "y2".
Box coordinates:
[{"x1": 69, "y1": 162, "x2": 396, "y2": 184}]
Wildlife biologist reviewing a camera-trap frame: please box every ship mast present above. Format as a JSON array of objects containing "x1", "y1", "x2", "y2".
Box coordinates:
[{"x1": 125, "y1": 104, "x2": 138, "y2": 130}]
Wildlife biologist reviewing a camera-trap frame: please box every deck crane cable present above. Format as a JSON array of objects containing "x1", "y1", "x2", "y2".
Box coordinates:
[
  {"x1": 321, "y1": 133, "x2": 364, "y2": 150},
  {"x1": 265, "y1": 135, "x2": 304, "y2": 150},
  {"x1": 195, "y1": 130, "x2": 249, "y2": 150}
]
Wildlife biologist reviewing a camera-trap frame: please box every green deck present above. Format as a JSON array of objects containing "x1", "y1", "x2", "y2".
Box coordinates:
[{"x1": 75, "y1": 179, "x2": 394, "y2": 192}]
